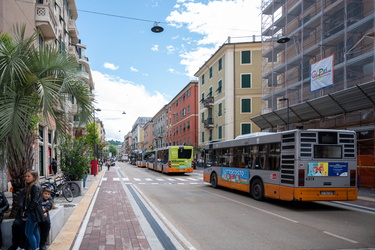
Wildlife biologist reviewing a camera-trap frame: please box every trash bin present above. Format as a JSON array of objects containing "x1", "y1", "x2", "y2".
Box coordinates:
[{"x1": 91, "y1": 160, "x2": 98, "y2": 176}]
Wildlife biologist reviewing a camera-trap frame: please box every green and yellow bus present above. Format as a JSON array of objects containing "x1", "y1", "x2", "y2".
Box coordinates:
[
  {"x1": 153, "y1": 146, "x2": 194, "y2": 174},
  {"x1": 203, "y1": 129, "x2": 358, "y2": 201}
]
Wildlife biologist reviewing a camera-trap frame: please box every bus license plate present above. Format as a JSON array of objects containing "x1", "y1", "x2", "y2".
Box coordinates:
[{"x1": 320, "y1": 191, "x2": 334, "y2": 195}]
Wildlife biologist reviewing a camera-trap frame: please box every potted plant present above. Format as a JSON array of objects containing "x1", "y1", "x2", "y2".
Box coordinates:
[{"x1": 59, "y1": 136, "x2": 91, "y2": 195}]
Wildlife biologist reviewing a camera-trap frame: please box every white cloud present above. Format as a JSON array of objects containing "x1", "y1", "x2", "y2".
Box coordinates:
[
  {"x1": 166, "y1": 0, "x2": 262, "y2": 76},
  {"x1": 130, "y1": 67, "x2": 139, "y2": 72},
  {"x1": 166, "y1": 45, "x2": 176, "y2": 54},
  {"x1": 151, "y1": 45, "x2": 159, "y2": 51},
  {"x1": 92, "y1": 71, "x2": 168, "y2": 141},
  {"x1": 168, "y1": 68, "x2": 182, "y2": 75},
  {"x1": 103, "y1": 62, "x2": 119, "y2": 70}
]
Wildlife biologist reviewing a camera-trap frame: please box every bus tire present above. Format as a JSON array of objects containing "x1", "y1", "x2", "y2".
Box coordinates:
[
  {"x1": 251, "y1": 179, "x2": 264, "y2": 201},
  {"x1": 210, "y1": 172, "x2": 218, "y2": 188}
]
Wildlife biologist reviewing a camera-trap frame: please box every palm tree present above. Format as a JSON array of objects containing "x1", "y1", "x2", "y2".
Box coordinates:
[{"x1": 0, "y1": 25, "x2": 94, "y2": 216}]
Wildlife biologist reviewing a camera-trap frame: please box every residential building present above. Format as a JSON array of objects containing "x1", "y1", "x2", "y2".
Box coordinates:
[
  {"x1": 0, "y1": 0, "x2": 93, "y2": 176},
  {"x1": 253, "y1": 0, "x2": 374, "y2": 188},
  {"x1": 131, "y1": 117, "x2": 152, "y2": 151},
  {"x1": 123, "y1": 132, "x2": 133, "y2": 155},
  {"x1": 166, "y1": 81, "x2": 199, "y2": 148},
  {"x1": 194, "y1": 38, "x2": 263, "y2": 148},
  {"x1": 143, "y1": 120, "x2": 154, "y2": 150},
  {"x1": 152, "y1": 106, "x2": 167, "y2": 149}
]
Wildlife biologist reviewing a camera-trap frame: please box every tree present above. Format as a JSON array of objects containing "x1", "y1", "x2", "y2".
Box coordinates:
[
  {"x1": 0, "y1": 25, "x2": 94, "y2": 217},
  {"x1": 108, "y1": 145, "x2": 118, "y2": 157},
  {"x1": 59, "y1": 136, "x2": 90, "y2": 181}
]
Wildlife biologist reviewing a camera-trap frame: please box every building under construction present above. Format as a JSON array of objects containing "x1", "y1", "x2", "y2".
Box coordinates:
[{"x1": 252, "y1": 0, "x2": 375, "y2": 188}]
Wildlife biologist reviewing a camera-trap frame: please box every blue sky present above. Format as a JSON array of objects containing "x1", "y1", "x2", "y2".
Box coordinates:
[{"x1": 75, "y1": 0, "x2": 261, "y2": 141}]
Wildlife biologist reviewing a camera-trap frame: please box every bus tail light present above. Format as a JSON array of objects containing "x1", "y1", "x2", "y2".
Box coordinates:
[
  {"x1": 350, "y1": 170, "x2": 356, "y2": 186},
  {"x1": 298, "y1": 169, "x2": 305, "y2": 186},
  {"x1": 168, "y1": 161, "x2": 171, "y2": 168}
]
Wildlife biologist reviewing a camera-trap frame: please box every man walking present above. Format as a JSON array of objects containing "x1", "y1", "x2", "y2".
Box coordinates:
[{"x1": 51, "y1": 158, "x2": 58, "y2": 175}]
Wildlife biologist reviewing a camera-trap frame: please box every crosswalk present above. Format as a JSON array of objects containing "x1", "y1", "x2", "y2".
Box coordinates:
[{"x1": 102, "y1": 176, "x2": 204, "y2": 185}]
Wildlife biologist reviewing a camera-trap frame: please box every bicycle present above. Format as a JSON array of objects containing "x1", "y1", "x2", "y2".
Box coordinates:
[
  {"x1": 41, "y1": 176, "x2": 74, "y2": 202},
  {"x1": 63, "y1": 173, "x2": 81, "y2": 197}
]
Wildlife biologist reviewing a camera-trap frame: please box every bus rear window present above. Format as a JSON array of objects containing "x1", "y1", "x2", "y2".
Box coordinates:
[
  {"x1": 178, "y1": 149, "x2": 192, "y2": 159},
  {"x1": 314, "y1": 145, "x2": 342, "y2": 159}
]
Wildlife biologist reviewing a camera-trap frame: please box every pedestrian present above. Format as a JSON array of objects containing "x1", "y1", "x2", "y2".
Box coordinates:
[
  {"x1": 106, "y1": 159, "x2": 111, "y2": 171},
  {"x1": 51, "y1": 158, "x2": 58, "y2": 175},
  {"x1": 83, "y1": 167, "x2": 89, "y2": 189},
  {"x1": 0, "y1": 191, "x2": 9, "y2": 249},
  {"x1": 23, "y1": 170, "x2": 44, "y2": 250},
  {"x1": 8, "y1": 189, "x2": 29, "y2": 250},
  {"x1": 39, "y1": 188, "x2": 53, "y2": 250}
]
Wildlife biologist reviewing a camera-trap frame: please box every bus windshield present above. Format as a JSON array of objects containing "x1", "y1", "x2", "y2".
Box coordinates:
[{"x1": 177, "y1": 149, "x2": 192, "y2": 159}]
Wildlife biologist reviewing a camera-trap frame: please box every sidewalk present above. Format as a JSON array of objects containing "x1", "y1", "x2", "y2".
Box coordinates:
[{"x1": 50, "y1": 168, "x2": 151, "y2": 250}]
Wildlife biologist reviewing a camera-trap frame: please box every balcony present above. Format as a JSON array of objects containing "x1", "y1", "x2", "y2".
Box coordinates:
[
  {"x1": 68, "y1": 20, "x2": 79, "y2": 43},
  {"x1": 35, "y1": 4, "x2": 57, "y2": 39},
  {"x1": 203, "y1": 96, "x2": 214, "y2": 108},
  {"x1": 203, "y1": 118, "x2": 214, "y2": 129}
]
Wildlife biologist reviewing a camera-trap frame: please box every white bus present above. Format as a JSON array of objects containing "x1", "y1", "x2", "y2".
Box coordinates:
[{"x1": 203, "y1": 129, "x2": 358, "y2": 201}]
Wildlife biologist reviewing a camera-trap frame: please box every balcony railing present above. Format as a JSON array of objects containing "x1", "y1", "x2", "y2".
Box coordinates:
[
  {"x1": 35, "y1": 4, "x2": 57, "y2": 39},
  {"x1": 203, "y1": 96, "x2": 214, "y2": 107},
  {"x1": 68, "y1": 19, "x2": 79, "y2": 41},
  {"x1": 203, "y1": 118, "x2": 214, "y2": 128}
]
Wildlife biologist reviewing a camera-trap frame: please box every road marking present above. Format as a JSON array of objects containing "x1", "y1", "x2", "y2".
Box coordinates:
[
  {"x1": 176, "y1": 178, "x2": 186, "y2": 181},
  {"x1": 157, "y1": 179, "x2": 164, "y2": 181},
  {"x1": 211, "y1": 192, "x2": 299, "y2": 223},
  {"x1": 113, "y1": 178, "x2": 120, "y2": 181},
  {"x1": 122, "y1": 178, "x2": 129, "y2": 181},
  {"x1": 323, "y1": 231, "x2": 358, "y2": 244},
  {"x1": 102, "y1": 178, "x2": 107, "y2": 181},
  {"x1": 134, "y1": 178, "x2": 141, "y2": 181},
  {"x1": 146, "y1": 178, "x2": 153, "y2": 181},
  {"x1": 167, "y1": 178, "x2": 174, "y2": 181}
]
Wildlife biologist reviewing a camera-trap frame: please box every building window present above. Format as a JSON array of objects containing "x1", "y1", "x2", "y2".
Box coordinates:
[
  {"x1": 217, "y1": 79, "x2": 222, "y2": 93},
  {"x1": 218, "y1": 103, "x2": 222, "y2": 116},
  {"x1": 218, "y1": 126, "x2": 222, "y2": 139},
  {"x1": 201, "y1": 112, "x2": 204, "y2": 122},
  {"x1": 218, "y1": 58, "x2": 222, "y2": 71},
  {"x1": 201, "y1": 132, "x2": 205, "y2": 142},
  {"x1": 208, "y1": 87, "x2": 213, "y2": 97},
  {"x1": 209, "y1": 67, "x2": 213, "y2": 78},
  {"x1": 241, "y1": 123, "x2": 251, "y2": 135},
  {"x1": 188, "y1": 105, "x2": 190, "y2": 113},
  {"x1": 241, "y1": 99, "x2": 251, "y2": 113},
  {"x1": 201, "y1": 93, "x2": 205, "y2": 103},
  {"x1": 241, "y1": 50, "x2": 251, "y2": 64},
  {"x1": 241, "y1": 74, "x2": 251, "y2": 88},
  {"x1": 201, "y1": 74, "x2": 205, "y2": 85},
  {"x1": 209, "y1": 130, "x2": 212, "y2": 141},
  {"x1": 187, "y1": 121, "x2": 190, "y2": 128}
]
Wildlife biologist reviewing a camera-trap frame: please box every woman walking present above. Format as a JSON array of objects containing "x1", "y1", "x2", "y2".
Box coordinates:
[{"x1": 23, "y1": 171, "x2": 44, "y2": 250}]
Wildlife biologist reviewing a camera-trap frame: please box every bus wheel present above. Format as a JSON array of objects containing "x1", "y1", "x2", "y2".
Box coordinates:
[
  {"x1": 251, "y1": 179, "x2": 264, "y2": 201},
  {"x1": 210, "y1": 172, "x2": 218, "y2": 188}
]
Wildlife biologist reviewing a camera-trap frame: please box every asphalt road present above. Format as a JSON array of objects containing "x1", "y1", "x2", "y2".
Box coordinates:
[{"x1": 117, "y1": 161, "x2": 375, "y2": 250}]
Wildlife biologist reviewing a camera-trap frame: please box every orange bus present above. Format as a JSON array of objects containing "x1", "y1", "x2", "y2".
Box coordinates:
[{"x1": 203, "y1": 129, "x2": 358, "y2": 201}]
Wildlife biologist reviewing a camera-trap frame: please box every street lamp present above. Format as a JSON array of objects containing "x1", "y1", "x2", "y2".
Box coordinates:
[{"x1": 279, "y1": 97, "x2": 290, "y2": 130}]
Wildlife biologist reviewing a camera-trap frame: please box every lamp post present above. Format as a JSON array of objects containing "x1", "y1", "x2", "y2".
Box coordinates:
[
  {"x1": 93, "y1": 108, "x2": 101, "y2": 175},
  {"x1": 279, "y1": 97, "x2": 289, "y2": 130}
]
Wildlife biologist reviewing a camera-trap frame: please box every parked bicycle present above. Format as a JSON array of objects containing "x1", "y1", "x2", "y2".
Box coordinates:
[{"x1": 41, "y1": 174, "x2": 80, "y2": 202}]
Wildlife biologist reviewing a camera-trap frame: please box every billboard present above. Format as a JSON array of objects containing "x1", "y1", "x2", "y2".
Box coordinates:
[{"x1": 310, "y1": 55, "x2": 334, "y2": 92}]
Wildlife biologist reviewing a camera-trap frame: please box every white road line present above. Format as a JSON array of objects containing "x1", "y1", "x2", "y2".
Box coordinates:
[
  {"x1": 323, "y1": 231, "x2": 358, "y2": 243},
  {"x1": 145, "y1": 178, "x2": 153, "y2": 181},
  {"x1": 151, "y1": 183, "x2": 159, "y2": 185},
  {"x1": 190, "y1": 183, "x2": 199, "y2": 185},
  {"x1": 113, "y1": 178, "x2": 120, "y2": 181},
  {"x1": 176, "y1": 178, "x2": 187, "y2": 181},
  {"x1": 102, "y1": 178, "x2": 107, "y2": 181},
  {"x1": 177, "y1": 183, "x2": 185, "y2": 185},
  {"x1": 157, "y1": 179, "x2": 164, "y2": 181},
  {"x1": 167, "y1": 178, "x2": 174, "y2": 181},
  {"x1": 122, "y1": 178, "x2": 129, "y2": 181},
  {"x1": 187, "y1": 178, "x2": 198, "y2": 181},
  {"x1": 134, "y1": 178, "x2": 141, "y2": 181},
  {"x1": 211, "y1": 192, "x2": 299, "y2": 223}
]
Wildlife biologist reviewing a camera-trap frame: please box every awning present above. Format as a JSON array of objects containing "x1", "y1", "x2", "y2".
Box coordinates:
[{"x1": 251, "y1": 81, "x2": 375, "y2": 130}]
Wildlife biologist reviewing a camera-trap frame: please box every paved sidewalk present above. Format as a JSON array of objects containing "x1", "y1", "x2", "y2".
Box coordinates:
[{"x1": 78, "y1": 169, "x2": 151, "y2": 250}]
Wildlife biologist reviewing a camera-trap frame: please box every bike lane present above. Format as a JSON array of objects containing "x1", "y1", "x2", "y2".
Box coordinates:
[{"x1": 77, "y1": 169, "x2": 151, "y2": 250}]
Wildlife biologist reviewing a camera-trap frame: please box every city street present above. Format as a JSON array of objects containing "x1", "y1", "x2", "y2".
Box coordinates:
[{"x1": 66, "y1": 161, "x2": 375, "y2": 250}]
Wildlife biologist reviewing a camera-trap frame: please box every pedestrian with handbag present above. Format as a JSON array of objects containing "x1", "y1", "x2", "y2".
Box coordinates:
[{"x1": 23, "y1": 170, "x2": 45, "y2": 250}]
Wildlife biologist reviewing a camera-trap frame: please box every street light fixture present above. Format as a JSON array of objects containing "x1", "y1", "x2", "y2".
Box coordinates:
[
  {"x1": 279, "y1": 97, "x2": 290, "y2": 130},
  {"x1": 151, "y1": 22, "x2": 164, "y2": 33}
]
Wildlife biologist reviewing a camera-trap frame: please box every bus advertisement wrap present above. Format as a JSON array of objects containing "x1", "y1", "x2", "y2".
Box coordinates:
[
  {"x1": 220, "y1": 168, "x2": 249, "y2": 184},
  {"x1": 308, "y1": 162, "x2": 348, "y2": 176}
]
